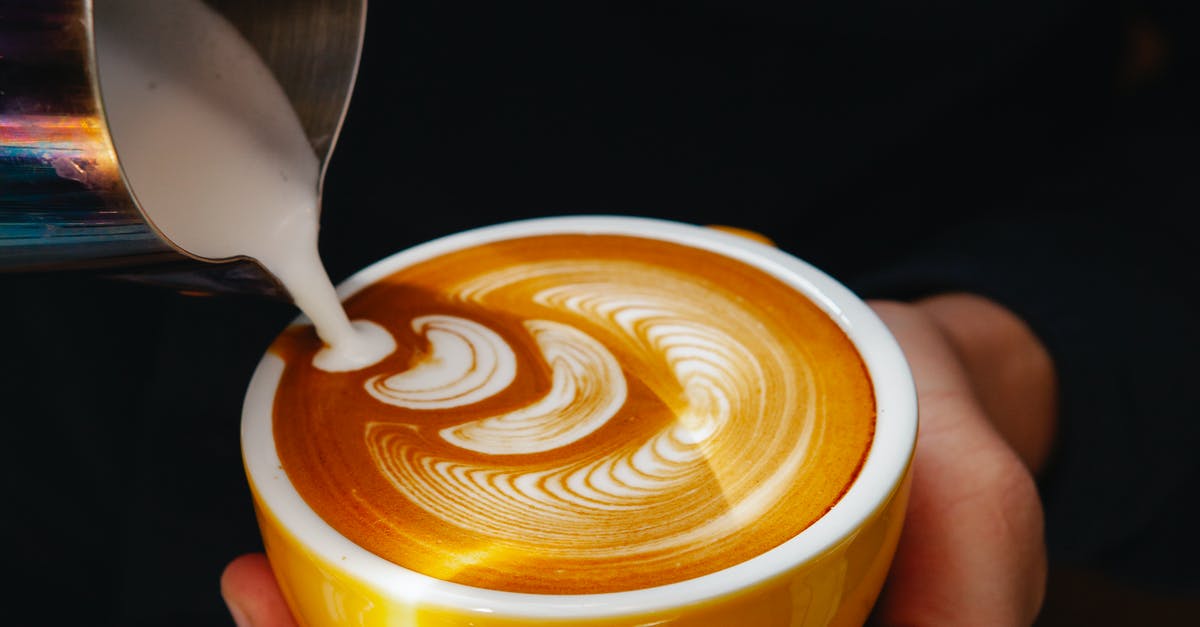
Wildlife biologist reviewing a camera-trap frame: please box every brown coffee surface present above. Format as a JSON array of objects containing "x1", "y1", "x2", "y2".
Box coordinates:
[{"x1": 271, "y1": 234, "x2": 875, "y2": 594}]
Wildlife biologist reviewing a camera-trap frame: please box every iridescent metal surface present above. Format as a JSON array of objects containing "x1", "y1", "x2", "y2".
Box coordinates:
[
  {"x1": 0, "y1": 0, "x2": 366, "y2": 297},
  {"x1": 0, "y1": 1, "x2": 158, "y2": 267}
]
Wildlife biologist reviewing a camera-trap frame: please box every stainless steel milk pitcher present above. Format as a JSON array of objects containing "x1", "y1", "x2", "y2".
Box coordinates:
[{"x1": 0, "y1": 0, "x2": 365, "y2": 297}]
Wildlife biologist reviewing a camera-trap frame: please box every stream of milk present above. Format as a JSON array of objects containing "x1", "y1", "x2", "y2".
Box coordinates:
[{"x1": 94, "y1": 0, "x2": 393, "y2": 371}]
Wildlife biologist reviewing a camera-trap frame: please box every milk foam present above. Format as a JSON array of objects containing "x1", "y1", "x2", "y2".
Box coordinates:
[
  {"x1": 439, "y1": 319, "x2": 627, "y2": 455},
  {"x1": 95, "y1": 0, "x2": 390, "y2": 369},
  {"x1": 270, "y1": 234, "x2": 877, "y2": 593},
  {"x1": 361, "y1": 261, "x2": 817, "y2": 557},
  {"x1": 366, "y1": 315, "x2": 517, "y2": 410}
]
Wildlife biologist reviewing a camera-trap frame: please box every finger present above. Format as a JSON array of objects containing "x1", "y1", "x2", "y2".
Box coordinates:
[
  {"x1": 221, "y1": 553, "x2": 299, "y2": 627},
  {"x1": 869, "y1": 301, "x2": 1046, "y2": 626},
  {"x1": 916, "y1": 293, "x2": 1057, "y2": 473}
]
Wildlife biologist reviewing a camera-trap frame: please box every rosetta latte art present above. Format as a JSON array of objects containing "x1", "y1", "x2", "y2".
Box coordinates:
[
  {"x1": 271, "y1": 234, "x2": 875, "y2": 594},
  {"x1": 362, "y1": 261, "x2": 816, "y2": 556}
]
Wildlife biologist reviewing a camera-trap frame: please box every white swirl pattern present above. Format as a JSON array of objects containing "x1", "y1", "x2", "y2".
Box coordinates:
[
  {"x1": 440, "y1": 319, "x2": 627, "y2": 455},
  {"x1": 363, "y1": 261, "x2": 821, "y2": 557},
  {"x1": 365, "y1": 315, "x2": 515, "y2": 410}
]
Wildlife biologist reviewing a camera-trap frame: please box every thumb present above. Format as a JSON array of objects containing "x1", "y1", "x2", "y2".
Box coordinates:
[{"x1": 221, "y1": 553, "x2": 299, "y2": 627}]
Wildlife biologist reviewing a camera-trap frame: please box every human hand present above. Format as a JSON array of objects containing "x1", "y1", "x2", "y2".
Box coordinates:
[
  {"x1": 868, "y1": 295, "x2": 1055, "y2": 626},
  {"x1": 221, "y1": 293, "x2": 1055, "y2": 627},
  {"x1": 221, "y1": 553, "x2": 296, "y2": 627}
]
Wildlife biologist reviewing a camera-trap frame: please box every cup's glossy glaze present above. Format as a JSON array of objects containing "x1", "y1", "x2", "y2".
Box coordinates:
[{"x1": 242, "y1": 216, "x2": 918, "y2": 626}]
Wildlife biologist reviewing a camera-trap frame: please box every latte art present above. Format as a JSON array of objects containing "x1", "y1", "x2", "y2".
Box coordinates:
[
  {"x1": 423, "y1": 318, "x2": 627, "y2": 455},
  {"x1": 271, "y1": 234, "x2": 875, "y2": 594},
  {"x1": 364, "y1": 315, "x2": 518, "y2": 411}
]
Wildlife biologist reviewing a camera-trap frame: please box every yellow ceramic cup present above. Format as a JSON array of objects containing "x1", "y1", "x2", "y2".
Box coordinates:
[{"x1": 241, "y1": 216, "x2": 917, "y2": 626}]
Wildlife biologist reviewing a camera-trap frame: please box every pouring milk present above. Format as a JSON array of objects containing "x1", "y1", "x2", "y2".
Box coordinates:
[{"x1": 94, "y1": 0, "x2": 393, "y2": 371}]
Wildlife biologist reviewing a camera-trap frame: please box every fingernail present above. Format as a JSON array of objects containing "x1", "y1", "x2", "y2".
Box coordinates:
[{"x1": 224, "y1": 597, "x2": 251, "y2": 627}]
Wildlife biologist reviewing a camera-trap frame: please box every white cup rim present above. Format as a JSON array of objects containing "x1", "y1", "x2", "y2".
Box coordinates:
[{"x1": 242, "y1": 215, "x2": 917, "y2": 618}]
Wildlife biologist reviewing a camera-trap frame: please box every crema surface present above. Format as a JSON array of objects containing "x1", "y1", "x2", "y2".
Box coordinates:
[{"x1": 271, "y1": 234, "x2": 875, "y2": 594}]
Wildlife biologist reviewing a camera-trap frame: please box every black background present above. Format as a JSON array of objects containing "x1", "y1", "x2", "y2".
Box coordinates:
[{"x1": 2, "y1": 1, "x2": 1197, "y2": 625}]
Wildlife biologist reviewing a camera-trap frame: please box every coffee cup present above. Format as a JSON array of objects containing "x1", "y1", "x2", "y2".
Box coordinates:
[{"x1": 241, "y1": 215, "x2": 917, "y2": 626}]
